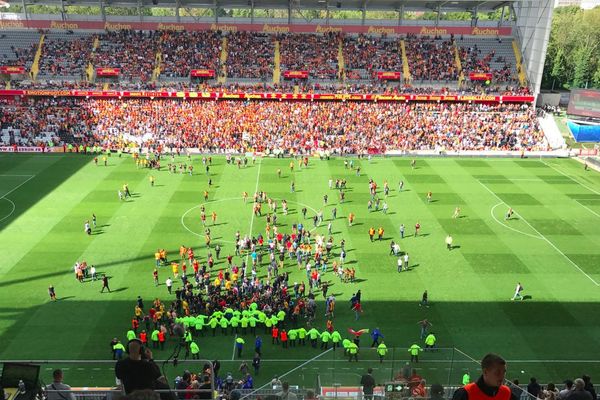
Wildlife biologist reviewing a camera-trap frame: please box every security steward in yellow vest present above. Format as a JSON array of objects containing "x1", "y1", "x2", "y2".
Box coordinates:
[{"x1": 452, "y1": 353, "x2": 518, "y2": 400}]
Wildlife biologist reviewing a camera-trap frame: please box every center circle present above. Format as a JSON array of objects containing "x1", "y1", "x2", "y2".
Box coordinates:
[{"x1": 181, "y1": 197, "x2": 321, "y2": 245}]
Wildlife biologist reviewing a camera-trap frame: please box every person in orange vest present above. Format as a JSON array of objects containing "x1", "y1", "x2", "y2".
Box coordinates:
[
  {"x1": 272, "y1": 326, "x2": 279, "y2": 345},
  {"x1": 131, "y1": 318, "x2": 139, "y2": 334},
  {"x1": 452, "y1": 353, "x2": 513, "y2": 400},
  {"x1": 280, "y1": 329, "x2": 288, "y2": 348},
  {"x1": 369, "y1": 227, "x2": 375, "y2": 242},
  {"x1": 158, "y1": 330, "x2": 165, "y2": 350},
  {"x1": 139, "y1": 330, "x2": 147, "y2": 345},
  {"x1": 378, "y1": 227, "x2": 384, "y2": 241}
]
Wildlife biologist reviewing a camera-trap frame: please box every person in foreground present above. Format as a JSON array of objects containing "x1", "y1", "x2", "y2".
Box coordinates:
[{"x1": 453, "y1": 353, "x2": 519, "y2": 400}]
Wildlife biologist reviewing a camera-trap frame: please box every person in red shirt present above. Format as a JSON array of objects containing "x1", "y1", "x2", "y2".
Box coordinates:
[
  {"x1": 139, "y1": 330, "x2": 147, "y2": 345},
  {"x1": 414, "y1": 222, "x2": 421, "y2": 237},
  {"x1": 158, "y1": 331, "x2": 165, "y2": 350},
  {"x1": 272, "y1": 326, "x2": 279, "y2": 344},
  {"x1": 280, "y1": 329, "x2": 288, "y2": 348},
  {"x1": 132, "y1": 318, "x2": 139, "y2": 333}
]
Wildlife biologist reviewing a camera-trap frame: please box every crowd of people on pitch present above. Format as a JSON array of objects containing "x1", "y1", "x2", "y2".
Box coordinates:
[{"x1": 0, "y1": 97, "x2": 546, "y2": 151}]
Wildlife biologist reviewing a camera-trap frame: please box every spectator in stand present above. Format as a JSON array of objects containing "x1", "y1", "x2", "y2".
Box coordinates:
[
  {"x1": 226, "y1": 32, "x2": 274, "y2": 80},
  {"x1": 452, "y1": 353, "x2": 518, "y2": 400},
  {"x1": 559, "y1": 380, "x2": 574, "y2": 400},
  {"x1": 567, "y1": 379, "x2": 593, "y2": 400},
  {"x1": 360, "y1": 368, "x2": 376, "y2": 400},
  {"x1": 276, "y1": 382, "x2": 297, "y2": 400},
  {"x1": 115, "y1": 339, "x2": 163, "y2": 395},
  {"x1": 528, "y1": 378, "x2": 542, "y2": 399},
  {"x1": 45, "y1": 369, "x2": 76, "y2": 400},
  {"x1": 582, "y1": 376, "x2": 596, "y2": 400}
]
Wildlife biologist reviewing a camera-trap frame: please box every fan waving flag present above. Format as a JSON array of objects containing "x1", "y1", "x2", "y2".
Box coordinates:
[{"x1": 348, "y1": 328, "x2": 369, "y2": 336}]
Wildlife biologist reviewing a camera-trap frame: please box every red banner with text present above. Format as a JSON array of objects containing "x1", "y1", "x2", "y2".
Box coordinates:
[
  {"x1": 190, "y1": 69, "x2": 215, "y2": 78},
  {"x1": 283, "y1": 70, "x2": 309, "y2": 79},
  {"x1": 0, "y1": 66, "x2": 26, "y2": 74},
  {"x1": 377, "y1": 71, "x2": 401, "y2": 80},
  {"x1": 96, "y1": 68, "x2": 120, "y2": 77},
  {"x1": 469, "y1": 72, "x2": 493, "y2": 81}
]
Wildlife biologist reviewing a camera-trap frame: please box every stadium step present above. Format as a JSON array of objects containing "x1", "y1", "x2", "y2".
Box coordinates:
[
  {"x1": 400, "y1": 40, "x2": 411, "y2": 83},
  {"x1": 152, "y1": 51, "x2": 162, "y2": 82},
  {"x1": 512, "y1": 40, "x2": 528, "y2": 87},
  {"x1": 218, "y1": 37, "x2": 228, "y2": 84},
  {"x1": 453, "y1": 44, "x2": 464, "y2": 88},
  {"x1": 337, "y1": 38, "x2": 345, "y2": 81},
  {"x1": 30, "y1": 33, "x2": 45, "y2": 82},
  {"x1": 273, "y1": 40, "x2": 281, "y2": 84}
]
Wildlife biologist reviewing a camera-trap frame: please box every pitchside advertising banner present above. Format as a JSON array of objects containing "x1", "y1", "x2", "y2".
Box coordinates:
[
  {"x1": 0, "y1": 19, "x2": 512, "y2": 36},
  {"x1": 0, "y1": 89, "x2": 534, "y2": 103},
  {"x1": 0, "y1": 146, "x2": 51, "y2": 152}
]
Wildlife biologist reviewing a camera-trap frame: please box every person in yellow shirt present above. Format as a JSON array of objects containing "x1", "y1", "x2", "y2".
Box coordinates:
[
  {"x1": 225, "y1": 280, "x2": 232, "y2": 291},
  {"x1": 149, "y1": 175, "x2": 155, "y2": 186},
  {"x1": 171, "y1": 262, "x2": 179, "y2": 278}
]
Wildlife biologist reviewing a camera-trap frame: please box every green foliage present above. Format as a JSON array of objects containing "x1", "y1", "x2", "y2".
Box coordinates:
[{"x1": 542, "y1": 6, "x2": 600, "y2": 89}]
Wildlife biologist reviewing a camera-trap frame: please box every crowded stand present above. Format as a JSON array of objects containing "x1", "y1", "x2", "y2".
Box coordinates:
[
  {"x1": 342, "y1": 35, "x2": 403, "y2": 81},
  {"x1": 225, "y1": 32, "x2": 274, "y2": 80},
  {"x1": 37, "y1": 34, "x2": 95, "y2": 79},
  {"x1": 405, "y1": 36, "x2": 459, "y2": 82},
  {"x1": 0, "y1": 97, "x2": 545, "y2": 152},
  {"x1": 279, "y1": 33, "x2": 340, "y2": 80},
  {"x1": 90, "y1": 30, "x2": 159, "y2": 82},
  {"x1": 457, "y1": 44, "x2": 518, "y2": 84},
  {"x1": 159, "y1": 30, "x2": 222, "y2": 79}
]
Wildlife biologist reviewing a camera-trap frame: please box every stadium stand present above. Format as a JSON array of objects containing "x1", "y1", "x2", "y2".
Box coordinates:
[
  {"x1": 225, "y1": 32, "x2": 274, "y2": 81},
  {"x1": 37, "y1": 32, "x2": 95, "y2": 81},
  {"x1": 279, "y1": 33, "x2": 340, "y2": 81},
  {"x1": 159, "y1": 30, "x2": 221, "y2": 80}
]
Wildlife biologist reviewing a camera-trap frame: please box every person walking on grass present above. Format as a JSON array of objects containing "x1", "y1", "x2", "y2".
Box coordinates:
[
  {"x1": 511, "y1": 283, "x2": 524, "y2": 301},
  {"x1": 101, "y1": 275, "x2": 111, "y2": 293}
]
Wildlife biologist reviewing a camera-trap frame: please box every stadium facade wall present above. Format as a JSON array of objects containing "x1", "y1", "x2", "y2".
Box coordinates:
[{"x1": 0, "y1": 18, "x2": 512, "y2": 36}]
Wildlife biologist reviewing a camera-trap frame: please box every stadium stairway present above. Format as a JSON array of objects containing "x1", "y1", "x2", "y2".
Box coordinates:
[
  {"x1": 152, "y1": 52, "x2": 162, "y2": 82},
  {"x1": 338, "y1": 38, "x2": 345, "y2": 81},
  {"x1": 512, "y1": 40, "x2": 527, "y2": 87},
  {"x1": 539, "y1": 112, "x2": 567, "y2": 149},
  {"x1": 400, "y1": 40, "x2": 411, "y2": 83},
  {"x1": 30, "y1": 33, "x2": 45, "y2": 81},
  {"x1": 86, "y1": 37, "x2": 99, "y2": 82},
  {"x1": 453, "y1": 44, "x2": 464, "y2": 87},
  {"x1": 273, "y1": 40, "x2": 281, "y2": 84},
  {"x1": 218, "y1": 37, "x2": 228, "y2": 84}
]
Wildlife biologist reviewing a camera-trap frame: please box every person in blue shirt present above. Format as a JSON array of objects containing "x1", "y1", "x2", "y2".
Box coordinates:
[
  {"x1": 255, "y1": 336, "x2": 262, "y2": 356},
  {"x1": 370, "y1": 328, "x2": 384, "y2": 347}
]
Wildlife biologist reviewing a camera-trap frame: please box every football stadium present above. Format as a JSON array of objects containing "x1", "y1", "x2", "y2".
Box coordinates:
[{"x1": 1, "y1": 0, "x2": 600, "y2": 399}]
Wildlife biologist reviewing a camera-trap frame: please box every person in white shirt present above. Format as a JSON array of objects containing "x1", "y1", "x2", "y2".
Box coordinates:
[{"x1": 90, "y1": 265, "x2": 97, "y2": 281}]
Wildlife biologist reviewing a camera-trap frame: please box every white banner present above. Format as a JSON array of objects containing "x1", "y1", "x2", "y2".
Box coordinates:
[{"x1": 0, "y1": 146, "x2": 47, "y2": 153}]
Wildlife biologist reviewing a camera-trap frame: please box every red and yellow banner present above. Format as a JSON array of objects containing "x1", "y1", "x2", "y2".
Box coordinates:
[
  {"x1": 0, "y1": 89, "x2": 534, "y2": 103},
  {"x1": 469, "y1": 72, "x2": 493, "y2": 81},
  {"x1": 0, "y1": 66, "x2": 25, "y2": 74},
  {"x1": 377, "y1": 71, "x2": 401, "y2": 80},
  {"x1": 190, "y1": 69, "x2": 215, "y2": 78},
  {"x1": 96, "y1": 67, "x2": 120, "y2": 76},
  {"x1": 283, "y1": 70, "x2": 309, "y2": 79}
]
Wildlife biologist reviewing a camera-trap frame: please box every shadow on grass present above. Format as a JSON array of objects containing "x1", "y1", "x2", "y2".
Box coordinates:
[{"x1": 0, "y1": 154, "x2": 92, "y2": 232}]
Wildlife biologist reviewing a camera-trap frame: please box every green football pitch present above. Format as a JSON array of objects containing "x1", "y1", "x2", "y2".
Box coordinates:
[{"x1": 1, "y1": 153, "x2": 600, "y2": 388}]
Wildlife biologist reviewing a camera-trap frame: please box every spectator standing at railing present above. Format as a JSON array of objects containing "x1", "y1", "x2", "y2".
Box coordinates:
[
  {"x1": 452, "y1": 353, "x2": 518, "y2": 400},
  {"x1": 114, "y1": 339, "x2": 162, "y2": 395},
  {"x1": 46, "y1": 369, "x2": 76, "y2": 400},
  {"x1": 360, "y1": 368, "x2": 376, "y2": 400},
  {"x1": 276, "y1": 382, "x2": 298, "y2": 400},
  {"x1": 567, "y1": 379, "x2": 593, "y2": 400}
]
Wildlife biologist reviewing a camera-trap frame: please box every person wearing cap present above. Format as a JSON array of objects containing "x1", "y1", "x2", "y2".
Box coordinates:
[{"x1": 452, "y1": 353, "x2": 518, "y2": 400}]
